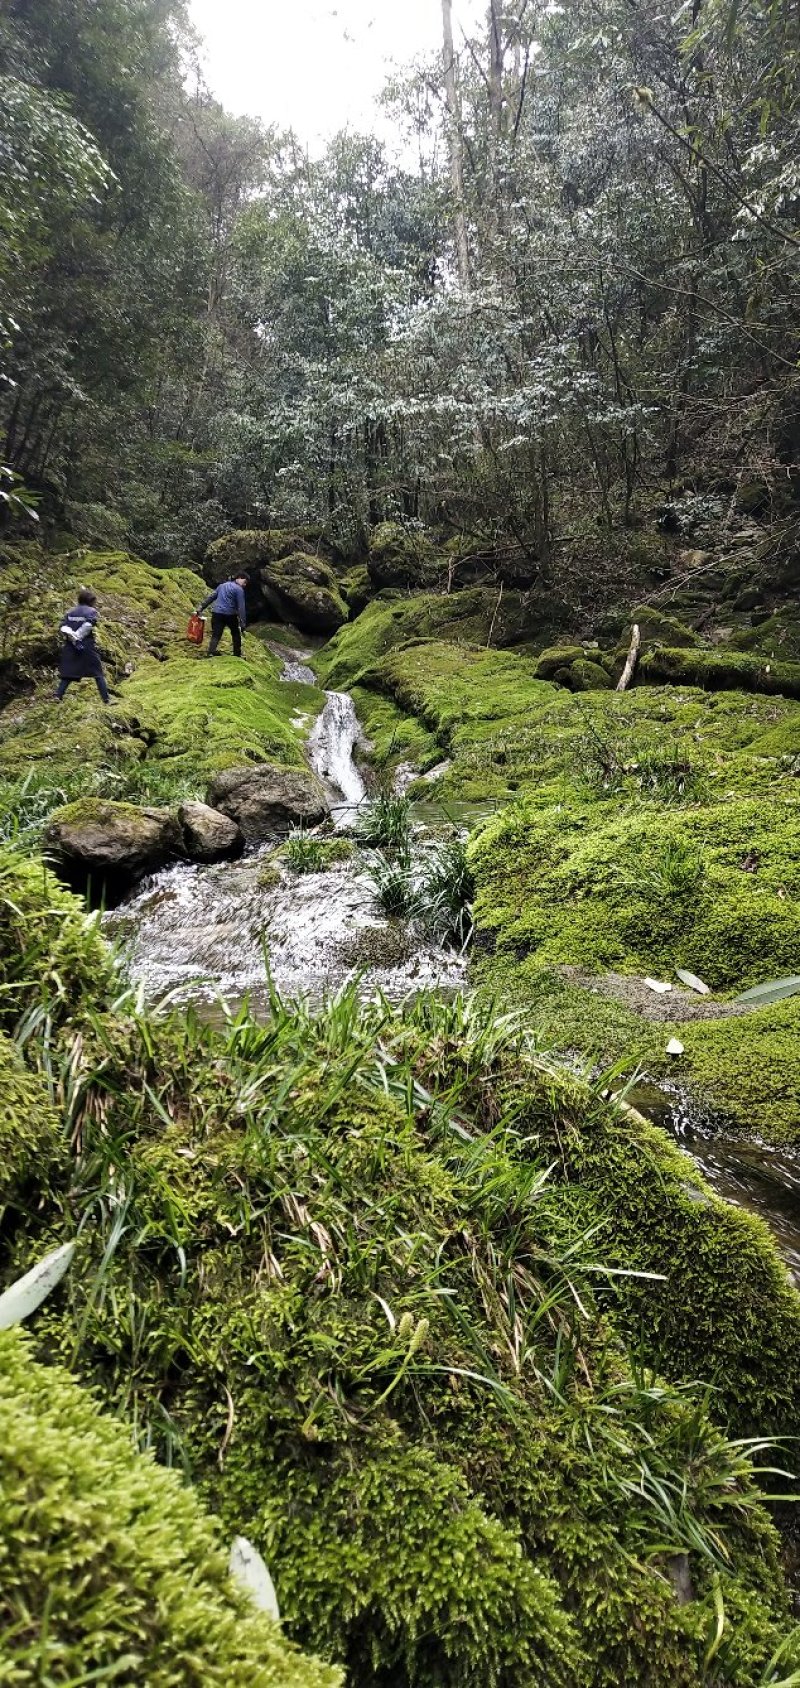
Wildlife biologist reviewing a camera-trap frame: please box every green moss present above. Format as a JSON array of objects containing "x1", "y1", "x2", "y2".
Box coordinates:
[
  {"x1": 0, "y1": 1329, "x2": 338, "y2": 1687},
  {"x1": 675, "y1": 998, "x2": 800, "y2": 1141},
  {"x1": 640, "y1": 645, "x2": 800, "y2": 699},
  {"x1": 730, "y1": 609, "x2": 800, "y2": 662},
  {"x1": 569, "y1": 657, "x2": 613, "y2": 691},
  {"x1": 350, "y1": 684, "x2": 439, "y2": 781},
  {"x1": 121, "y1": 647, "x2": 312, "y2": 784},
  {"x1": 535, "y1": 645, "x2": 584, "y2": 679},
  {"x1": 318, "y1": 592, "x2": 547, "y2": 693},
  {"x1": 470, "y1": 790, "x2": 800, "y2": 990},
  {"x1": 0, "y1": 847, "x2": 115, "y2": 1030},
  {"x1": 0, "y1": 541, "x2": 203, "y2": 682},
  {"x1": 0, "y1": 1032, "x2": 66, "y2": 1222},
  {"x1": 626, "y1": 605, "x2": 700, "y2": 649},
  {"x1": 3, "y1": 845, "x2": 800, "y2": 1682},
  {"x1": 339, "y1": 564, "x2": 372, "y2": 612}
]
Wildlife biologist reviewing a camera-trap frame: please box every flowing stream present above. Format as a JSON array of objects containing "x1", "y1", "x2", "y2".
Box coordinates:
[
  {"x1": 105, "y1": 646, "x2": 465, "y2": 1014},
  {"x1": 105, "y1": 637, "x2": 800, "y2": 1281}
]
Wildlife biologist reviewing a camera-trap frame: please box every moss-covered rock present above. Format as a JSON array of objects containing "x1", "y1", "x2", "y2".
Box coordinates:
[
  {"x1": 535, "y1": 645, "x2": 584, "y2": 680},
  {"x1": 626, "y1": 605, "x2": 700, "y2": 650},
  {"x1": 339, "y1": 563, "x2": 372, "y2": 614},
  {"x1": 262, "y1": 554, "x2": 348, "y2": 634},
  {"x1": 0, "y1": 1328, "x2": 339, "y2": 1687},
  {"x1": 318, "y1": 591, "x2": 549, "y2": 694},
  {"x1": 45, "y1": 797, "x2": 183, "y2": 898},
  {"x1": 640, "y1": 645, "x2": 800, "y2": 698},
  {"x1": 367, "y1": 521, "x2": 442, "y2": 588},
  {"x1": 0, "y1": 541, "x2": 203, "y2": 684},
  {"x1": 730, "y1": 609, "x2": 800, "y2": 663},
  {"x1": 569, "y1": 657, "x2": 614, "y2": 691},
  {"x1": 203, "y1": 529, "x2": 319, "y2": 584},
  {"x1": 3, "y1": 845, "x2": 800, "y2": 1684},
  {"x1": 470, "y1": 790, "x2": 800, "y2": 991}
]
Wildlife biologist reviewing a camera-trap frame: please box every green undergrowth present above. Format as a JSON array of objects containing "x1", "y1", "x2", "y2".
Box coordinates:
[
  {"x1": 0, "y1": 1328, "x2": 338, "y2": 1687},
  {"x1": 4, "y1": 848, "x2": 800, "y2": 1684}
]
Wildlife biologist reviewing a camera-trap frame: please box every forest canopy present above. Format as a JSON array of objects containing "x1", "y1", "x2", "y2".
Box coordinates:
[{"x1": 2, "y1": 0, "x2": 799, "y2": 573}]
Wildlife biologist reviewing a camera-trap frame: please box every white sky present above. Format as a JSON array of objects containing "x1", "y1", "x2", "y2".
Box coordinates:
[{"x1": 188, "y1": 0, "x2": 481, "y2": 150}]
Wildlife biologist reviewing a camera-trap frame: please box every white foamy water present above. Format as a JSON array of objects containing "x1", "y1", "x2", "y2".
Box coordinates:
[
  {"x1": 308, "y1": 690, "x2": 367, "y2": 826},
  {"x1": 105, "y1": 851, "x2": 465, "y2": 1013}
]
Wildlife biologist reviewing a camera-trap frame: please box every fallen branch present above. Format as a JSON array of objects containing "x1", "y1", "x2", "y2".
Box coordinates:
[
  {"x1": 486, "y1": 580, "x2": 504, "y2": 648},
  {"x1": 616, "y1": 622, "x2": 641, "y2": 692}
]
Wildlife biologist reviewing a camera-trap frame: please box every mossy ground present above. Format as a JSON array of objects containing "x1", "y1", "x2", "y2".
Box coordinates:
[
  {"x1": 4, "y1": 846, "x2": 800, "y2": 1686},
  {"x1": 330, "y1": 603, "x2": 800, "y2": 1141},
  {"x1": 0, "y1": 544, "x2": 321, "y2": 826},
  {"x1": 0, "y1": 1329, "x2": 339, "y2": 1687}
]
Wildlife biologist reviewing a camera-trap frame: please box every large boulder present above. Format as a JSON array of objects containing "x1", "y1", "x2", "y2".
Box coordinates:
[
  {"x1": 203, "y1": 529, "x2": 319, "y2": 586},
  {"x1": 261, "y1": 554, "x2": 348, "y2": 634},
  {"x1": 178, "y1": 800, "x2": 244, "y2": 863},
  {"x1": 367, "y1": 522, "x2": 442, "y2": 588},
  {"x1": 45, "y1": 799, "x2": 183, "y2": 900},
  {"x1": 207, "y1": 764, "x2": 328, "y2": 843}
]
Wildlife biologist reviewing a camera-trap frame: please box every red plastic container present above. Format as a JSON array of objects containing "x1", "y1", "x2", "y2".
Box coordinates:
[{"x1": 187, "y1": 614, "x2": 205, "y2": 646}]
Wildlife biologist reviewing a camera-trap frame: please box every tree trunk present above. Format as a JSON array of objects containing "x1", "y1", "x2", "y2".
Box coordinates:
[{"x1": 441, "y1": 0, "x2": 471, "y2": 290}]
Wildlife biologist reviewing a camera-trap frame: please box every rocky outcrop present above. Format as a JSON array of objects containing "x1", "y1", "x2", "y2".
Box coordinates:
[
  {"x1": 202, "y1": 532, "x2": 347, "y2": 634},
  {"x1": 178, "y1": 800, "x2": 244, "y2": 863},
  {"x1": 45, "y1": 799, "x2": 183, "y2": 900},
  {"x1": 207, "y1": 764, "x2": 328, "y2": 843},
  {"x1": 261, "y1": 555, "x2": 348, "y2": 634}
]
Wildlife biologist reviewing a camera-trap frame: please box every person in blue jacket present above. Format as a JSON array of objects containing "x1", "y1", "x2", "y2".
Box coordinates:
[
  {"x1": 196, "y1": 574, "x2": 249, "y2": 657},
  {"x1": 55, "y1": 586, "x2": 110, "y2": 703}
]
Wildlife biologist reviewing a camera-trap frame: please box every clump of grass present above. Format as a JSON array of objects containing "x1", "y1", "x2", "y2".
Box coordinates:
[
  {"x1": 284, "y1": 830, "x2": 353, "y2": 874},
  {"x1": 364, "y1": 847, "x2": 416, "y2": 916},
  {"x1": 365, "y1": 832, "x2": 474, "y2": 949},
  {"x1": 577, "y1": 720, "x2": 702, "y2": 805},
  {"x1": 354, "y1": 792, "x2": 412, "y2": 851},
  {"x1": 416, "y1": 835, "x2": 474, "y2": 948},
  {"x1": 624, "y1": 836, "x2": 707, "y2": 902}
]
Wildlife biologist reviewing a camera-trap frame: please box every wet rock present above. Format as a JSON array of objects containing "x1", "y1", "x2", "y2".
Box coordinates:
[
  {"x1": 178, "y1": 800, "x2": 244, "y2": 863},
  {"x1": 45, "y1": 798, "x2": 183, "y2": 902},
  {"x1": 207, "y1": 764, "x2": 329, "y2": 842}
]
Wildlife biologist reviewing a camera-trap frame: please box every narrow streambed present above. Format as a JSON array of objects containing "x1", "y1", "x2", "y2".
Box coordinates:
[{"x1": 105, "y1": 644, "x2": 465, "y2": 1012}]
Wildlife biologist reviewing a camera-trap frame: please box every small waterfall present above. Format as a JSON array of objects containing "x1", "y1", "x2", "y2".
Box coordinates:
[{"x1": 309, "y1": 690, "x2": 366, "y2": 825}]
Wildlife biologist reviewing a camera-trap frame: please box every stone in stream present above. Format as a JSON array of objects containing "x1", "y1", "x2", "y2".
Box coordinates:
[
  {"x1": 207, "y1": 763, "x2": 329, "y2": 843},
  {"x1": 178, "y1": 800, "x2": 244, "y2": 863},
  {"x1": 45, "y1": 798, "x2": 183, "y2": 901}
]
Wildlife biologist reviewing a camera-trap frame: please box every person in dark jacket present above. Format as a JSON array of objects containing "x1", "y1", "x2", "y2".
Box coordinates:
[
  {"x1": 196, "y1": 575, "x2": 249, "y2": 657},
  {"x1": 55, "y1": 586, "x2": 110, "y2": 703}
]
